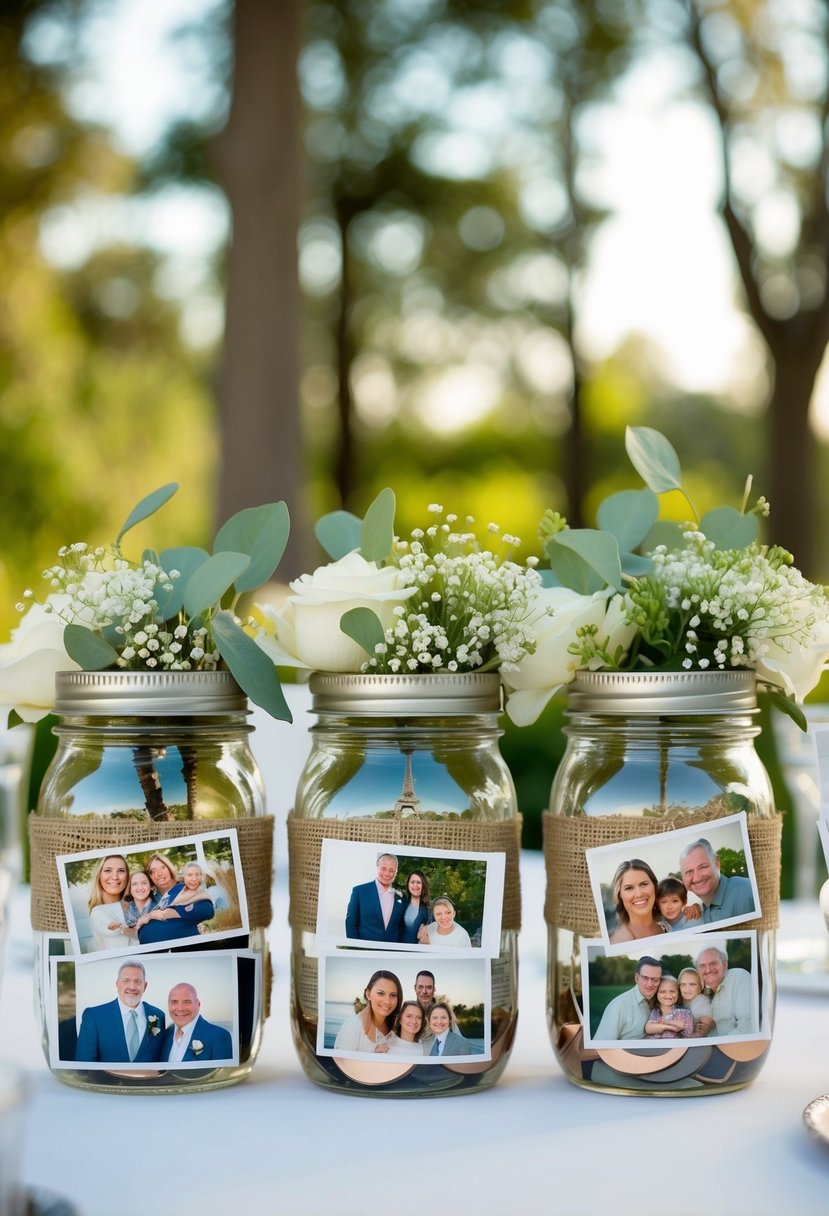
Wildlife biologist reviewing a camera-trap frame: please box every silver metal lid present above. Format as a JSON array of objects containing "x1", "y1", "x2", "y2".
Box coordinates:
[
  {"x1": 566, "y1": 669, "x2": 757, "y2": 714},
  {"x1": 54, "y1": 670, "x2": 248, "y2": 716},
  {"x1": 309, "y1": 672, "x2": 502, "y2": 715}
]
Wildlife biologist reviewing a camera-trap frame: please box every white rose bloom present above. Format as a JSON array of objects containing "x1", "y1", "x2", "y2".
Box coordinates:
[
  {"x1": 0, "y1": 598, "x2": 80, "y2": 722},
  {"x1": 754, "y1": 614, "x2": 829, "y2": 702},
  {"x1": 255, "y1": 551, "x2": 417, "y2": 672},
  {"x1": 503, "y1": 586, "x2": 637, "y2": 726}
]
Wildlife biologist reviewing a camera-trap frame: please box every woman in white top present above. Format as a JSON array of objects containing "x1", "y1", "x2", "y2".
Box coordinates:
[
  {"x1": 387, "y1": 1001, "x2": 428, "y2": 1056},
  {"x1": 425, "y1": 897, "x2": 472, "y2": 948},
  {"x1": 86, "y1": 854, "x2": 132, "y2": 951},
  {"x1": 334, "y1": 970, "x2": 402, "y2": 1053}
]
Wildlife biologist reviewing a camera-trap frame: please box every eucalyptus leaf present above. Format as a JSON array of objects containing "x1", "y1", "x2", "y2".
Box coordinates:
[
  {"x1": 183, "y1": 552, "x2": 251, "y2": 618},
  {"x1": 764, "y1": 687, "x2": 807, "y2": 732},
  {"x1": 156, "y1": 547, "x2": 210, "y2": 618},
  {"x1": 597, "y1": 489, "x2": 659, "y2": 554},
  {"x1": 545, "y1": 543, "x2": 606, "y2": 595},
  {"x1": 700, "y1": 506, "x2": 758, "y2": 551},
  {"x1": 340, "y1": 606, "x2": 386, "y2": 656},
  {"x1": 214, "y1": 502, "x2": 290, "y2": 591},
  {"x1": 640, "y1": 520, "x2": 685, "y2": 553},
  {"x1": 547, "y1": 529, "x2": 623, "y2": 593},
  {"x1": 212, "y1": 610, "x2": 292, "y2": 722},
  {"x1": 360, "y1": 487, "x2": 396, "y2": 563},
  {"x1": 64, "y1": 624, "x2": 120, "y2": 670},
  {"x1": 315, "y1": 510, "x2": 361, "y2": 560},
  {"x1": 116, "y1": 483, "x2": 179, "y2": 544},
  {"x1": 625, "y1": 427, "x2": 682, "y2": 494},
  {"x1": 621, "y1": 552, "x2": 653, "y2": 576}
]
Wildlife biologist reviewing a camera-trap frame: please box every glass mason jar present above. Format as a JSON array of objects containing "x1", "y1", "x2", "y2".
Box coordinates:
[
  {"x1": 30, "y1": 670, "x2": 270, "y2": 1094},
  {"x1": 546, "y1": 670, "x2": 778, "y2": 1096},
  {"x1": 289, "y1": 672, "x2": 520, "y2": 1097}
]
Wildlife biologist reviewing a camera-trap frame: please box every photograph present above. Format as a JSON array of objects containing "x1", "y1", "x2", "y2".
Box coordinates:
[
  {"x1": 582, "y1": 931, "x2": 766, "y2": 1049},
  {"x1": 56, "y1": 829, "x2": 249, "y2": 960},
  {"x1": 48, "y1": 949, "x2": 247, "y2": 1071},
  {"x1": 585, "y1": 812, "x2": 761, "y2": 956},
  {"x1": 317, "y1": 950, "x2": 492, "y2": 1064},
  {"x1": 316, "y1": 839, "x2": 505, "y2": 956}
]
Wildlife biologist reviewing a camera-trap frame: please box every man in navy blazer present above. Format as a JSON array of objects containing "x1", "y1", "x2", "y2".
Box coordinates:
[
  {"x1": 162, "y1": 982, "x2": 234, "y2": 1062},
  {"x1": 345, "y1": 852, "x2": 405, "y2": 942},
  {"x1": 75, "y1": 960, "x2": 165, "y2": 1063}
]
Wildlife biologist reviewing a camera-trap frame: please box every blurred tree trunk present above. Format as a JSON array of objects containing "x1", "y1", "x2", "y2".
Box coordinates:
[{"x1": 212, "y1": 0, "x2": 309, "y2": 579}]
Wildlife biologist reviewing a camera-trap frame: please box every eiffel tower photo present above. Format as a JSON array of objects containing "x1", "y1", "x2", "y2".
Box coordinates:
[{"x1": 393, "y1": 747, "x2": 421, "y2": 815}]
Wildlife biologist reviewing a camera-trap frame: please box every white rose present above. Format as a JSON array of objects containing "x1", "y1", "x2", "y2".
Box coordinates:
[
  {"x1": 255, "y1": 551, "x2": 417, "y2": 672},
  {"x1": 754, "y1": 611, "x2": 829, "y2": 702},
  {"x1": 0, "y1": 598, "x2": 80, "y2": 723},
  {"x1": 503, "y1": 586, "x2": 637, "y2": 726}
]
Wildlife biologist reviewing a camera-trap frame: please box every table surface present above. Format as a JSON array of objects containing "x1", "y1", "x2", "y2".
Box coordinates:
[
  {"x1": 2, "y1": 856, "x2": 829, "y2": 1216},
  {"x1": 4, "y1": 695, "x2": 829, "y2": 1216}
]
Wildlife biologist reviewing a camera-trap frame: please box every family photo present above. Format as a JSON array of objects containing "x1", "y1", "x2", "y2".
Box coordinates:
[
  {"x1": 316, "y1": 839, "x2": 505, "y2": 956},
  {"x1": 56, "y1": 830, "x2": 249, "y2": 959},
  {"x1": 586, "y1": 813, "x2": 761, "y2": 956},
  {"x1": 318, "y1": 951, "x2": 491, "y2": 1063},
  {"x1": 582, "y1": 932, "x2": 766, "y2": 1049},
  {"x1": 49, "y1": 950, "x2": 243, "y2": 1071}
]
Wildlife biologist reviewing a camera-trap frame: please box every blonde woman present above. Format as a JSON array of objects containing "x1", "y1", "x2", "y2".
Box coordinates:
[
  {"x1": 87, "y1": 854, "x2": 132, "y2": 951},
  {"x1": 423, "y1": 897, "x2": 471, "y2": 947}
]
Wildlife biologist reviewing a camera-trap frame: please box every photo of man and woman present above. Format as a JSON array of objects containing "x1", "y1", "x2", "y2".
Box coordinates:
[
  {"x1": 56, "y1": 829, "x2": 249, "y2": 959},
  {"x1": 582, "y1": 931, "x2": 767, "y2": 1048},
  {"x1": 316, "y1": 839, "x2": 505, "y2": 956},
  {"x1": 318, "y1": 952, "x2": 491, "y2": 1063},
  {"x1": 585, "y1": 812, "x2": 761, "y2": 956}
]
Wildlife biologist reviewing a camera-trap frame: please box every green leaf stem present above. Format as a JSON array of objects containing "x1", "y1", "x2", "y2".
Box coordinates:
[
  {"x1": 183, "y1": 552, "x2": 250, "y2": 617},
  {"x1": 116, "y1": 483, "x2": 179, "y2": 544},
  {"x1": 625, "y1": 427, "x2": 682, "y2": 494},
  {"x1": 340, "y1": 606, "x2": 386, "y2": 656},
  {"x1": 212, "y1": 610, "x2": 292, "y2": 722},
  {"x1": 214, "y1": 502, "x2": 290, "y2": 592}
]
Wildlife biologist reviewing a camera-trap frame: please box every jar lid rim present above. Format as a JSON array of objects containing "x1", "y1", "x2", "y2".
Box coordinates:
[
  {"x1": 566, "y1": 669, "x2": 758, "y2": 714},
  {"x1": 54, "y1": 670, "x2": 248, "y2": 716},
  {"x1": 309, "y1": 672, "x2": 502, "y2": 715}
]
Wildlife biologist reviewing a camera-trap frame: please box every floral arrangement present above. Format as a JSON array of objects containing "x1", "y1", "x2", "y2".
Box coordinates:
[
  {"x1": 502, "y1": 427, "x2": 829, "y2": 726},
  {"x1": 255, "y1": 489, "x2": 542, "y2": 678},
  {"x1": 0, "y1": 484, "x2": 291, "y2": 724}
]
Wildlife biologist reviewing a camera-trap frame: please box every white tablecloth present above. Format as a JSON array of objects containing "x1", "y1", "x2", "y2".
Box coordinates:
[{"x1": 3, "y1": 856, "x2": 829, "y2": 1216}]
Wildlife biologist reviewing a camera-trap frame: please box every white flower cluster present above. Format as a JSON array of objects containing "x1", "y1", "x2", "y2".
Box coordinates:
[
  {"x1": 363, "y1": 509, "x2": 542, "y2": 675},
  {"x1": 628, "y1": 531, "x2": 829, "y2": 685},
  {"x1": 20, "y1": 542, "x2": 220, "y2": 673}
]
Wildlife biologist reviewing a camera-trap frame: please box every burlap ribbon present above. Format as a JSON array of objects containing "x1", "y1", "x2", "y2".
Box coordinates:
[
  {"x1": 288, "y1": 815, "x2": 522, "y2": 932},
  {"x1": 29, "y1": 815, "x2": 275, "y2": 933},
  {"x1": 543, "y1": 802, "x2": 782, "y2": 935}
]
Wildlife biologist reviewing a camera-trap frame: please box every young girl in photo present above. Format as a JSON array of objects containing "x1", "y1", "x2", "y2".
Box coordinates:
[
  {"x1": 655, "y1": 876, "x2": 702, "y2": 931},
  {"x1": 678, "y1": 966, "x2": 715, "y2": 1037},
  {"x1": 122, "y1": 869, "x2": 155, "y2": 929},
  {"x1": 644, "y1": 975, "x2": 695, "y2": 1039}
]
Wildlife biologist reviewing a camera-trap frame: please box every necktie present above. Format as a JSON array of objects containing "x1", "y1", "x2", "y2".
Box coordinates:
[
  {"x1": 431, "y1": 1038, "x2": 441, "y2": 1056},
  {"x1": 127, "y1": 1009, "x2": 139, "y2": 1060}
]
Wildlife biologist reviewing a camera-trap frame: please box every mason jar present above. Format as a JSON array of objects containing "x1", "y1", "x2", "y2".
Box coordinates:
[
  {"x1": 30, "y1": 670, "x2": 272, "y2": 1094},
  {"x1": 289, "y1": 672, "x2": 520, "y2": 1096},
  {"x1": 545, "y1": 670, "x2": 779, "y2": 1095}
]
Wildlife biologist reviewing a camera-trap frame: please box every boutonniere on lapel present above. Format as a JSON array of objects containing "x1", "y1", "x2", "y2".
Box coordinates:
[
  {"x1": 191, "y1": 1039, "x2": 204, "y2": 1057},
  {"x1": 183, "y1": 903, "x2": 195, "y2": 912},
  {"x1": 147, "y1": 1015, "x2": 160, "y2": 1037}
]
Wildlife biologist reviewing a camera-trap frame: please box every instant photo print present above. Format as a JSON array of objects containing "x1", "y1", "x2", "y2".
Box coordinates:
[
  {"x1": 56, "y1": 829, "x2": 249, "y2": 960},
  {"x1": 582, "y1": 931, "x2": 766, "y2": 1049},
  {"x1": 48, "y1": 949, "x2": 248, "y2": 1072},
  {"x1": 317, "y1": 950, "x2": 492, "y2": 1064},
  {"x1": 585, "y1": 812, "x2": 761, "y2": 957},
  {"x1": 316, "y1": 839, "x2": 505, "y2": 956}
]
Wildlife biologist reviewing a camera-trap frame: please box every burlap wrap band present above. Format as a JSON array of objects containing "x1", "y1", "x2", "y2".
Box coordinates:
[
  {"x1": 288, "y1": 816, "x2": 522, "y2": 933},
  {"x1": 29, "y1": 815, "x2": 275, "y2": 934},
  {"x1": 543, "y1": 806, "x2": 783, "y2": 936}
]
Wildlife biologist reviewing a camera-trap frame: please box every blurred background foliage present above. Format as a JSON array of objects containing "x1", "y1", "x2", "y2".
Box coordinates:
[{"x1": 3, "y1": 0, "x2": 829, "y2": 880}]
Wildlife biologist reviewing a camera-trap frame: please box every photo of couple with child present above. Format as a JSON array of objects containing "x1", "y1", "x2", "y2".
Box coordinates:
[{"x1": 588, "y1": 814, "x2": 761, "y2": 955}]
